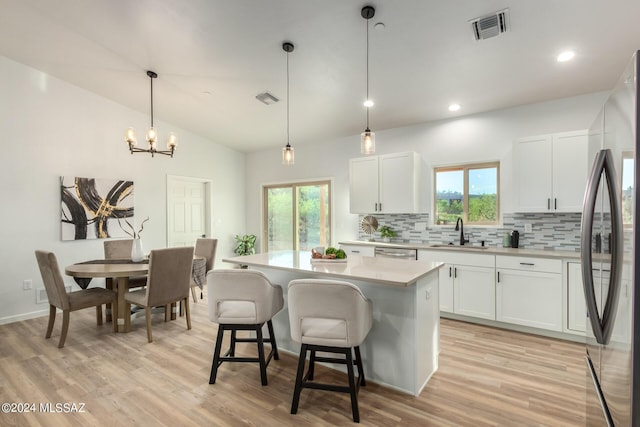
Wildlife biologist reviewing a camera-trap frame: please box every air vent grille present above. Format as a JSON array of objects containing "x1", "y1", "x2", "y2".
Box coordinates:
[
  {"x1": 255, "y1": 91, "x2": 279, "y2": 105},
  {"x1": 470, "y1": 9, "x2": 509, "y2": 41}
]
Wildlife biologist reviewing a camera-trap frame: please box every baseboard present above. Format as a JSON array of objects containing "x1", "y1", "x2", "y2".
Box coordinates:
[{"x1": 0, "y1": 309, "x2": 49, "y2": 325}]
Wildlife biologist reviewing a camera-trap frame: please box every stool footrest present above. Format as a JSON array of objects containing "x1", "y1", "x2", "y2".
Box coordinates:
[
  {"x1": 209, "y1": 320, "x2": 279, "y2": 386},
  {"x1": 291, "y1": 343, "x2": 366, "y2": 423}
]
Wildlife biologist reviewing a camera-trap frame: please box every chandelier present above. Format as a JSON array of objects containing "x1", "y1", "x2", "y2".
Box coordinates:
[{"x1": 125, "y1": 70, "x2": 177, "y2": 157}]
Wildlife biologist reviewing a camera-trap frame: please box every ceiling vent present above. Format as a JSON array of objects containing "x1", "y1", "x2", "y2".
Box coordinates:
[
  {"x1": 470, "y1": 9, "x2": 509, "y2": 41},
  {"x1": 255, "y1": 91, "x2": 279, "y2": 105}
]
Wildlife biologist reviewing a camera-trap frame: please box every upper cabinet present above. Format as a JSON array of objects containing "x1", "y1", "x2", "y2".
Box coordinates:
[
  {"x1": 349, "y1": 152, "x2": 421, "y2": 214},
  {"x1": 513, "y1": 130, "x2": 588, "y2": 213}
]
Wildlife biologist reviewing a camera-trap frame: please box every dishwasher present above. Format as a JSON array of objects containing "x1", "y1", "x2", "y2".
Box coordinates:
[{"x1": 374, "y1": 247, "x2": 418, "y2": 260}]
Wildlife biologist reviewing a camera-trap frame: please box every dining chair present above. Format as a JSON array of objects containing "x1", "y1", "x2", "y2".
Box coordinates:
[
  {"x1": 103, "y1": 239, "x2": 147, "y2": 287},
  {"x1": 191, "y1": 238, "x2": 218, "y2": 302},
  {"x1": 124, "y1": 246, "x2": 194, "y2": 343},
  {"x1": 207, "y1": 269, "x2": 283, "y2": 386},
  {"x1": 287, "y1": 278, "x2": 373, "y2": 423},
  {"x1": 35, "y1": 250, "x2": 117, "y2": 348}
]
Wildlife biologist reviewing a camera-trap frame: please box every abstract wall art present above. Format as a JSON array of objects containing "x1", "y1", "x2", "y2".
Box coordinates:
[{"x1": 60, "y1": 176, "x2": 134, "y2": 240}]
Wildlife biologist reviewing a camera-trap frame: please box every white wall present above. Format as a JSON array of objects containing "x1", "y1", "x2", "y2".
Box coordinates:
[
  {"x1": 0, "y1": 56, "x2": 246, "y2": 323},
  {"x1": 245, "y1": 91, "x2": 608, "y2": 249}
]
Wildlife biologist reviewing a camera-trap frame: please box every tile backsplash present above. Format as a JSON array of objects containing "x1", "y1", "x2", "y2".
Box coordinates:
[{"x1": 357, "y1": 212, "x2": 583, "y2": 252}]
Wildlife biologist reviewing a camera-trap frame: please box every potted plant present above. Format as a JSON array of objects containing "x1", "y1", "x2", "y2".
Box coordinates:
[
  {"x1": 379, "y1": 225, "x2": 396, "y2": 243},
  {"x1": 234, "y1": 234, "x2": 256, "y2": 268}
]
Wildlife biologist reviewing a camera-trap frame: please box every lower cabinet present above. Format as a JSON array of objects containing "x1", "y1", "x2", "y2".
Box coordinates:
[
  {"x1": 339, "y1": 244, "x2": 375, "y2": 257},
  {"x1": 452, "y1": 264, "x2": 496, "y2": 320},
  {"x1": 567, "y1": 262, "x2": 586, "y2": 333},
  {"x1": 419, "y1": 250, "x2": 496, "y2": 320},
  {"x1": 496, "y1": 256, "x2": 563, "y2": 332}
]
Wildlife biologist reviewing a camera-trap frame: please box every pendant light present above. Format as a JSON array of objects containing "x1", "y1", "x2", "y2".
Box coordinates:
[
  {"x1": 282, "y1": 42, "x2": 295, "y2": 165},
  {"x1": 361, "y1": 5, "x2": 376, "y2": 155},
  {"x1": 125, "y1": 70, "x2": 177, "y2": 157}
]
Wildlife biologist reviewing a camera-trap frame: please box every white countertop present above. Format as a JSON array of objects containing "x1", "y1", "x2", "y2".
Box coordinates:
[
  {"x1": 339, "y1": 240, "x2": 581, "y2": 260},
  {"x1": 222, "y1": 250, "x2": 443, "y2": 287}
]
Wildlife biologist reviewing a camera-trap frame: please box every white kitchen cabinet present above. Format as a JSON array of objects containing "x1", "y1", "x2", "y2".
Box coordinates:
[
  {"x1": 567, "y1": 262, "x2": 586, "y2": 333},
  {"x1": 419, "y1": 250, "x2": 495, "y2": 319},
  {"x1": 339, "y1": 243, "x2": 375, "y2": 257},
  {"x1": 452, "y1": 264, "x2": 496, "y2": 320},
  {"x1": 513, "y1": 130, "x2": 588, "y2": 212},
  {"x1": 349, "y1": 152, "x2": 420, "y2": 214},
  {"x1": 496, "y1": 256, "x2": 562, "y2": 331}
]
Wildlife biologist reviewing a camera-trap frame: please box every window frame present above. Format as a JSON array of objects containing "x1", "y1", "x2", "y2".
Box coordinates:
[
  {"x1": 433, "y1": 161, "x2": 500, "y2": 226},
  {"x1": 262, "y1": 179, "x2": 333, "y2": 252}
]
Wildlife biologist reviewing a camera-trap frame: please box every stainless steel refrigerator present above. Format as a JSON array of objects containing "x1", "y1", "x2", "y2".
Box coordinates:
[{"x1": 582, "y1": 50, "x2": 639, "y2": 426}]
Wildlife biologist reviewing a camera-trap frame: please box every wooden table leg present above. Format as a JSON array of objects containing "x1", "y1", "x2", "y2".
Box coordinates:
[
  {"x1": 105, "y1": 277, "x2": 113, "y2": 322},
  {"x1": 116, "y1": 277, "x2": 131, "y2": 333}
]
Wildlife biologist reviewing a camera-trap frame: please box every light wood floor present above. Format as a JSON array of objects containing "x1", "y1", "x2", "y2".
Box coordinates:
[{"x1": 0, "y1": 290, "x2": 588, "y2": 426}]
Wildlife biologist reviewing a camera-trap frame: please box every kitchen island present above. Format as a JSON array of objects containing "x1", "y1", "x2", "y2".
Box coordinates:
[{"x1": 222, "y1": 250, "x2": 442, "y2": 396}]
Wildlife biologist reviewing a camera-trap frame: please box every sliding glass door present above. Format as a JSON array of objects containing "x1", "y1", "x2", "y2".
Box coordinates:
[{"x1": 263, "y1": 181, "x2": 331, "y2": 252}]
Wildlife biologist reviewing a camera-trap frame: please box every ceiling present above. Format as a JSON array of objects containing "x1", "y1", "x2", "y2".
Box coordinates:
[{"x1": 1, "y1": 0, "x2": 639, "y2": 153}]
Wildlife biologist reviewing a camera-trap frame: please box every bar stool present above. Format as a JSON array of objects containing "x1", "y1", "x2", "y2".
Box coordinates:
[
  {"x1": 287, "y1": 279, "x2": 373, "y2": 423},
  {"x1": 207, "y1": 269, "x2": 283, "y2": 386}
]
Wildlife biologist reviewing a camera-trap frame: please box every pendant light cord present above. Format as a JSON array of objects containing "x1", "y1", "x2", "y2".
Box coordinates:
[
  {"x1": 149, "y1": 74, "x2": 154, "y2": 127},
  {"x1": 286, "y1": 49, "x2": 290, "y2": 145},
  {"x1": 366, "y1": 16, "x2": 370, "y2": 129}
]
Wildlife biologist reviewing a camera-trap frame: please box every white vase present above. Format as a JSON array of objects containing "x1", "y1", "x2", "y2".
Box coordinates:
[{"x1": 131, "y1": 238, "x2": 144, "y2": 262}]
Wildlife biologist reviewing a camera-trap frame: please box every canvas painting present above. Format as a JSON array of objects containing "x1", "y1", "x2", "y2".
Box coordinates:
[{"x1": 61, "y1": 176, "x2": 134, "y2": 240}]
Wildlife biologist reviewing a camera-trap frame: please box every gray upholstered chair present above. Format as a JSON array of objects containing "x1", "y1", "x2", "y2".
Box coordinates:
[
  {"x1": 191, "y1": 238, "x2": 218, "y2": 302},
  {"x1": 287, "y1": 279, "x2": 373, "y2": 423},
  {"x1": 35, "y1": 250, "x2": 117, "y2": 348},
  {"x1": 207, "y1": 269, "x2": 283, "y2": 386},
  {"x1": 103, "y1": 239, "x2": 147, "y2": 288},
  {"x1": 124, "y1": 246, "x2": 194, "y2": 343}
]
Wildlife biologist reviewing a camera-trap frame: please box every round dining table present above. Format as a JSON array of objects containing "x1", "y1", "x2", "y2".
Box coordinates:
[{"x1": 65, "y1": 262, "x2": 149, "y2": 333}]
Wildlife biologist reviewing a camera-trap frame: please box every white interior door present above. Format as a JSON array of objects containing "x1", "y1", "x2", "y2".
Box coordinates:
[{"x1": 167, "y1": 176, "x2": 210, "y2": 247}]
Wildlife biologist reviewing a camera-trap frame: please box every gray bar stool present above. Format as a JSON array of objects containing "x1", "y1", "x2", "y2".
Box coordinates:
[
  {"x1": 207, "y1": 269, "x2": 284, "y2": 386},
  {"x1": 287, "y1": 279, "x2": 373, "y2": 423}
]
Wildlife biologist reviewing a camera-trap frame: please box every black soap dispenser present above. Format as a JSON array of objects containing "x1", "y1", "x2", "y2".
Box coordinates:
[{"x1": 511, "y1": 230, "x2": 519, "y2": 248}]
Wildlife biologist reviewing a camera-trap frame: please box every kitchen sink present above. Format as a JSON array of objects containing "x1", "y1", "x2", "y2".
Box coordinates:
[{"x1": 429, "y1": 244, "x2": 489, "y2": 250}]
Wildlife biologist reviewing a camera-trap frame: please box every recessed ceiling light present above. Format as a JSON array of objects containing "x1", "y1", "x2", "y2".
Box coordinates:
[
  {"x1": 448, "y1": 103, "x2": 461, "y2": 112},
  {"x1": 363, "y1": 99, "x2": 374, "y2": 108},
  {"x1": 557, "y1": 51, "x2": 575, "y2": 62}
]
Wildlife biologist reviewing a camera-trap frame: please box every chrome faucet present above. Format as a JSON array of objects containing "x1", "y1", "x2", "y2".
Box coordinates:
[{"x1": 455, "y1": 217, "x2": 469, "y2": 245}]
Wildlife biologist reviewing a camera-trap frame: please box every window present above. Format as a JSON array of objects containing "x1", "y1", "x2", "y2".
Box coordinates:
[
  {"x1": 434, "y1": 162, "x2": 499, "y2": 225},
  {"x1": 263, "y1": 180, "x2": 331, "y2": 251}
]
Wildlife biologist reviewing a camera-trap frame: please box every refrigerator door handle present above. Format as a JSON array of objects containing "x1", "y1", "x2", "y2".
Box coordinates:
[
  {"x1": 601, "y1": 150, "x2": 624, "y2": 345},
  {"x1": 580, "y1": 149, "x2": 623, "y2": 345}
]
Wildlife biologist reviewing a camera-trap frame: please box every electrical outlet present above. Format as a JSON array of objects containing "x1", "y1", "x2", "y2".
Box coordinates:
[
  {"x1": 524, "y1": 223, "x2": 532, "y2": 233},
  {"x1": 23, "y1": 279, "x2": 32, "y2": 290},
  {"x1": 414, "y1": 222, "x2": 426, "y2": 231}
]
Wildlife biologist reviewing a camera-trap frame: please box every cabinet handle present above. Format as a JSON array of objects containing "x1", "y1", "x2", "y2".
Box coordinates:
[
  {"x1": 379, "y1": 202, "x2": 382, "y2": 212},
  {"x1": 374, "y1": 202, "x2": 378, "y2": 212},
  {"x1": 497, "y1": 271, "x2": 500, "y2": 283},
  {"x1": 547, "y1": 198, "x2": 551, "y2": 210},
  {"x1": 448, "y1": 266, "x2": 452, "y2": 278},
  {"x1": 352, "y1": 250, "x2": 360, "y2": 254},
  {"x1": 554, "y1": 198, "x2": 557, "y2": 210},
  {"x1": 520, "y1": 262, "x2": 535, "y2": 266},
  {"x1": 454, "y1": 267, "x2": 457, "y2": 279}
]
